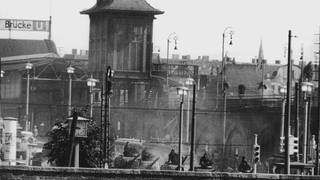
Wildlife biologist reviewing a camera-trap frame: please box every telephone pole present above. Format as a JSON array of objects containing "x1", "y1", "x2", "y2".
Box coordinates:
[
  {"x1": 315, "y1": 27, "x2": 320, "y2": 175},
  {"x1": 284, "y1": 30, "x2": 293, "y2": 174}
]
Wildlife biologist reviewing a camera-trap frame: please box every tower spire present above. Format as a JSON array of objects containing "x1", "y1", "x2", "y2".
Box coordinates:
[
  {"x1": 256, "y1": 39, "x2": 264, "y2": 70},
  {"x1": 258, "y1": 39, "x2": 264, "y2": 61}
]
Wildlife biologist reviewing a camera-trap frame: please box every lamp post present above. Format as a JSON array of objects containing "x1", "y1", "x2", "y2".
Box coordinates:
[
  {"x1": 25, "y1": 62, "x2": 33, "y2": 131},
  {"x1": 301, "y1": 81, "x2": 313, "y2": 163},
  {"x1": 105, "y1": 66, "x2": 114, "y2": 168},
  {"x1": 0, "y1": 70, "x2": 4, "y2": 120},
  {"x1": 166, "y1": 33, "x2": 178, "y2": 87},
  {"x1": 67, "y1": 66, "x2": 75, "y2": 116},
  {"x1": 87, "y1": 75, "x2": 98, "y2": 120},
  {"x1": 279, "y1": 86, "x2": 287, "y2": 153},
  {"x1": 185, "y1": 78, "x2": 197, "y2": 171},
  {"x1": 177, "y1": 86, "x2": 188, "y2": 171},
  {"x1": 185, "y1": 78, "x2": 194, "y2": 143},
  {"x1": 221, "y1": 27, "x2": 233, "y2": 154}
]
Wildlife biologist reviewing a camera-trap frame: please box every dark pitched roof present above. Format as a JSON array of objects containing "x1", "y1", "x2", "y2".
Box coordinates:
[
  {"x1": 0, "y1": 39, "x2": 58, "y2": 58},
  {"x1": 81, "y1": 0, "x2": 164, "y2": 15}
]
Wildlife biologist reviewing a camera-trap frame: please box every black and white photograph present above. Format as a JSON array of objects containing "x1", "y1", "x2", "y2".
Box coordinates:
[{"x1": 0, "y1": 0, "x2": 320, "y2": 179}]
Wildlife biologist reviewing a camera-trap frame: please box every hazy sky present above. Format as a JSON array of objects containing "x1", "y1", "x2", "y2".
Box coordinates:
[{"x1": 1, "y1": 0, "x2": 320, "y2": 64}]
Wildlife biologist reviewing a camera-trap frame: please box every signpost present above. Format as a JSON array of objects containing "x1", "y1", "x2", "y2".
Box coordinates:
[
  {"x1": 0, "y1": 19, "x2": 50, "y2": 32},
  {"x1": 0, "y1": 18, "x2": 52, "y2": 40}
]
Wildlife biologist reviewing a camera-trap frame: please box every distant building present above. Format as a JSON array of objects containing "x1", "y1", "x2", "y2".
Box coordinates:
[
  {"x1": 182, "y1": 55, "x2": 191, "y2": 60},
  {"x1": 172, "y1": 54, "x2": 179, "y2": 60},
  {"x1": 63, "y1": 49, "x2": 88, "y2": 60}
]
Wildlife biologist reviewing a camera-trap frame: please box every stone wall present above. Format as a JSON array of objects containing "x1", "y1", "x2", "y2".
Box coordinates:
[{"x1": 0, "y1": 166, "x2": 319, "y2": 180}]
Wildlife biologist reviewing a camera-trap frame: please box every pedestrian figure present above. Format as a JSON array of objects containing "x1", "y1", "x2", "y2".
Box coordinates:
[
  {"x1": 123, "y1": 142, "x2": 130, "y2": 157},
  {"x1": 168, "y1": 149, "x2": 179, "y2": 165},
  {"x1": 199, "y1": 152, "x2": 213, "y2": 169},
  {"x1": 238, "y1": 156, "x2": 252, "y2": 173}
]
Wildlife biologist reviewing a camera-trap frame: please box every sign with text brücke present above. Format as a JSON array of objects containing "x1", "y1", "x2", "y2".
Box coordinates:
[{"x1": 0, "y1": 19, "x2": 49, "y2": 32}]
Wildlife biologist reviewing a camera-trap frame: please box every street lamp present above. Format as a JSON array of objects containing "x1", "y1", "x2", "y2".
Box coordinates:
[
  {"x1": 25, "y1": 62, "x2": 33, "y2": 131},
  {"x1": 185, "y1": 77, "x2": 194, "y2": 142},
  {"x1": 105, "y1": 66, "x2": 114, "y2": 168},
  {"x1": 221, "y1": 27, "x2": 234, "y2": 154},
  {"x1": 87, "y1": 75, "x2": 98, "y2": 121},
  {"x1": 301, "y1": 81, "x2": 313, "y2": 163},
  {"x1": 177, "y1": 86, "x2": 188, "y2": 171},
  {"x1": 166, "y1": 32, "x2": 178, "y2": 87},
  {"x1": 279, "y1": 86, "x2": 287, "y2": 153},
  {"x1": 185, "y1": 78, "x2": 197, "y2": 171},
  {"x1": 0, "y1": 70, "x2": 4, "y2": 119},
  {"x1": 67, "y1": 66, "x2": 75, "y2": 116}
]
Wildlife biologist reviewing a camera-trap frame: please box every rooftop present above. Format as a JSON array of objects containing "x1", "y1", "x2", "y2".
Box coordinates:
[
  {"x1": 81, "y1": 0, "x2": 164, "y2": 15},
  {"x1": 0, "y1": 39, "x2": 57, "y2": 58}
]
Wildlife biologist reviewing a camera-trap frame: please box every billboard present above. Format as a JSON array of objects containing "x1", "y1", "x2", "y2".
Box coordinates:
[{"x1": 0, "y1": 19, "x2": 49, "y2": 32}]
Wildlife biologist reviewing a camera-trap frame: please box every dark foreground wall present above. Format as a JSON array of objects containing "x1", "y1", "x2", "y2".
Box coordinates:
[{"x1": 0, "y1": 166, "x2": 319, "y2": 180}]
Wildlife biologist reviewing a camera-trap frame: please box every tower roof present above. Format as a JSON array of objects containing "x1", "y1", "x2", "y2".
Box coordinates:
[
  {"x1": 258, "y1": 39, "x2": 264, "y2": 60},
  {"x1": 81, "y1": 0, "x2": 164, "y2": 15}
]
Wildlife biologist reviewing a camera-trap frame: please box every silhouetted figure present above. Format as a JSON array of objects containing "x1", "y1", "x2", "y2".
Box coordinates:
[
  {"x1": 168, "y1": 149, "x2": 179, "y2": 165},
  {"x1": 238, "y1": 156, "x2": 251, "y2": 173},
  {"x1": 199, "y1": 152, "x2": 213, "y2": 169},
  {"x1": 123, "y1": 142, "x2": 130, "y2": 157}
]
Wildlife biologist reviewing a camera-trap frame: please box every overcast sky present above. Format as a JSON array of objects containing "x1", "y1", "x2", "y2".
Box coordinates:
[{"x1": 0, "y1": 0, "x2": 320, "y2": 64}]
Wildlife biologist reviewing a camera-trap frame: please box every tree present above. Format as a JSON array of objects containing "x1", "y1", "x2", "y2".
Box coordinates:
[{"x1": 44, "y1": 108, "x2": 103, "y2": 167}]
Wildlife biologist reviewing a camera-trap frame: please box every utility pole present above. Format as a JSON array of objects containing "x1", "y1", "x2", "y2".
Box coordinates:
[
  {"x1": 48, "y1": 16, "x2": 52, "y2": 40},
  {"x1": 189, "y1": 83, "x2": 196, "y2": 171},
  {"x1": 315, "y1": 26, "x2": 320, "y2": 175},
  {"x1": 68, "y1": 111, "x2": 77, "y2": 167},
  {"x1": 104, "y1": 70, "x2": 108, "y2": 168},
  {"x1": 284, "y1": 30, "x2": 293, "y2": 174},
  {"x1": 104, "y1": 66, "x2": 113, "y2": 168},
  {"x1": 294, "y1": 82, "x2": 300, "y2": 162}
]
